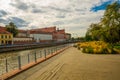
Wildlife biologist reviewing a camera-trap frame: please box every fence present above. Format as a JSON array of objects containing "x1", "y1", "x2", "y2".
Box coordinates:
[{"x1": 0, "y1": 44, "x2": 69, "y2": 76}]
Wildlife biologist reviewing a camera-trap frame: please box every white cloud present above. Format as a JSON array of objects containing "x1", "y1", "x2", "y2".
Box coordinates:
[{"x1": 0, "y1": 0, "x2": 113, "y2": 37}]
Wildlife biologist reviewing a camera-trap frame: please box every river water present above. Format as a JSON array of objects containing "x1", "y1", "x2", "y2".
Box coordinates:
[
  {"x1": 0, "y1": 46, "x2": 56, "y2": 59},
  {"x1": 0, "y1": 44, "x2": 69, "y2": 75}
]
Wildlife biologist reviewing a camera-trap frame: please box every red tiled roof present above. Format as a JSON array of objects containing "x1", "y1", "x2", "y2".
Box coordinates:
[
  {"x1": 30, "y1": 30, "x2": 52, "y2": 34},
  {"x1": 0, "y1": 26, "x2": 11, "y2": 34},
  {"x1": 31, "y1": 26, "x2": 56, "y2": 33},
  {"x1": 18, "y1": 29, "x2": 27, "y2": 33},
  {"x1": 0, "y1": 26, "x2": 6, "y2": 30},
  {"x1": 57, "y1": 29, "x2": 65, "y2": 34}
]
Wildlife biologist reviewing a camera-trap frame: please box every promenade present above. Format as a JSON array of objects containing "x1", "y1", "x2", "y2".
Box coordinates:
[{"x1": 9, "y1": 47, "x2": 120, "y2": 80}]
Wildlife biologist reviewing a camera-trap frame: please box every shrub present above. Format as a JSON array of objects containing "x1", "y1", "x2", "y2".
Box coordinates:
[
  {"x1": 77, "y1": 46, "x2": 80, "y2": 50},
  {"x1": 86, "y1": 46, "x2": 93, "y2": 53},
  {"x1": 101, "y1": 48, "x2": 108, "y2": 54},
  {"x1": 73, "y1": 44, "x2": 77, "y2": 48},
  {"x1": 76, "y1": 41, "x2": 119, "y2": 54}
]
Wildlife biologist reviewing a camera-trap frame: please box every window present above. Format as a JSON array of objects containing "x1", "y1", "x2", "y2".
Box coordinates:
[
  {"x1": 9, "y1": 35, "x2": 11, "y2": 38},
  {"x1": 1, "y1": 35, "x2": 3, "y2": 39},
  {"x1": 6, "y1": 41, "x2": 8, "y2": 44},
  {"x1": 5, "y1": 35, "x2": 7, "y2": 38},
  {"x1": 1, "y1": 40, "x2": 4, "y2": 44}
]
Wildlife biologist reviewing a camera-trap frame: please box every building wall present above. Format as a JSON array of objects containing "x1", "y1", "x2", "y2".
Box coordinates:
[
  {"x1": 17, "y1": 33, "x2": 27, "y2": 37},
  {"x1": 0, "y1": 34, "x2": 13, "y2": 45},
  {"x1": 13, "y1": 37, "x2": 33, "y2": 41},
  {"x1": 30, "y1": 34, "x2": 52, "y2": 43},
  {"x1": 53, "y1": 32, "x2": 66, "y2": 42},
  {"x1": 66, "y1": 33, "x2": 71, "y2": 40},
  {"x1": 13, "y1": 37, "x2": 34, "y2": 44}
]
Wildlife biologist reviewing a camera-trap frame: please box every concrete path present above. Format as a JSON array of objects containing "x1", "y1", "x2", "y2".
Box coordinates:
[{"x1": 9, "y1": 47, "x2": 120, "y2": 80}]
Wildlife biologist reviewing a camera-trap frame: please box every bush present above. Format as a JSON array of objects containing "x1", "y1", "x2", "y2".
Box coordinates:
[
  {"x1": 101, "y1": 48, "x2": 108, "y2": 54},
  {"x1": 73, "y1": 44, "x2": 77, "y2": 48},
  {"x1": 77, "y1": 46, "x2": 80, "y2": 50},
  {"x1": 76, "y1": 41, "x2": 119, "y2": 54},
  {"x1": 82, "y1": 48, "x2": 86, "y2": 53},
  {"x1": 86, "y1": 46, "x2": 93, "y2": 53}
]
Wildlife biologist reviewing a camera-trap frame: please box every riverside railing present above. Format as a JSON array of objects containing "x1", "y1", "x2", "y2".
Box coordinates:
[{"x1": 0, "y1": 44, "x2": 69, "y2": 76}]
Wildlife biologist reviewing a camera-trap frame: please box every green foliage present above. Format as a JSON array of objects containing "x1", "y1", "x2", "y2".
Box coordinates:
[
  {"x1": 85, "y1": 2, "x2": 120, "y2": 43},
  {"x1": 86, "y1": 46, "x2": 94, "y2": 53},
  {"x1": 77, "y1": 41, "x2": 119, "y2": 54},
  {"x1": 6, "y1": 22, "x2": 18, "y2": 37},
  {"x1": 82, "y1": 46, "x2": 93, "y2": 53},
  {"x1": 114, "y1": 46, "x2": 120, "y2": 49},
  {"x1": 100, "y1": 48, "x2": 108, "y2": 54},
  {"x1": 73, "y1": 44, "x2": 77, "y2": 48},
  {"x1": 77, "y1": 46, "x2": 80, "y2": 50}
]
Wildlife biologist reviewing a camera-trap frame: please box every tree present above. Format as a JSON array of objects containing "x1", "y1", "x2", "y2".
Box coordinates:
[
  {"x1": 101, "y1": 2, "x2": 120, "y2": 43},
  {"x1": 101, "y1": 2, "x2": 120, "y2": 28},
  {"x1": 85, "y1": 23, "x2": 102, "y2": 41},
  {"x1": 6, "y1": 22, "x2": 18, "y2": 37},
  {"x1": 85, "y1": 2, "x2": 120, "y2": 43}
]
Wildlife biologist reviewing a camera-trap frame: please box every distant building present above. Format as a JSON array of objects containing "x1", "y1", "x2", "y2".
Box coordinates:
[
  {"x1": 53, "y1": 29, "x2": 66, "y2": 42},
  {"x1": 32, "y1": 26, "x2": 56, "y2": 33},
  {"x1": 0, "y1": 26, "x2": 13, "y2": 45},
  {"x1": 16, "y1": 30, "x2": 28, "y2": 37},
  {"x1": 29, "y1": 30, "x2": 53, "y2": 43},
  {"x1": 13, "y1": 37, "x2": 34, "y2": 45},
  {"x1": 0, "y1": 25, "x2": 71, "y2": 45},
  {"x1": 14, "y1": 30, "x2": 34, "y2": 44},
  {"x1": 32, "y1": 26, "x2": 67, "y2": 42},
  {"x1": 65, "y1": 33, "x2": 71, "y2": 40}
]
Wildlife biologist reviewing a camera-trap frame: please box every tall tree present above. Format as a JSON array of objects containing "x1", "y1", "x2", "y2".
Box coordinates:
[
  {"x1": 101, "y1": 2, "x2": 120, "y2": 43},
  {"x1": 85, "y1": 2, "x2": 120, "y2": 43},
  {"x1": 101, "y1": 2, "x2": 120, "y2": 27},
  {"x1": 6, "y1": 22, "x2": 18, "y2": 37},
  {"x1": 85, "y1": 23, "x2": 102, "y2": 41}
]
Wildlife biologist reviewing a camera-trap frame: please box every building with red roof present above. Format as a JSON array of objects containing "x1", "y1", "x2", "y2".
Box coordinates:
[
  {"x1": 29, "y1": 26, "x2": 71, "y2": 42},
  {"x1": 0, "y1": 26, "x2": 13, "y2": 45}
]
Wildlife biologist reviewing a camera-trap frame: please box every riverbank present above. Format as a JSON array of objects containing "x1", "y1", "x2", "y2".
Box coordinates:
[
  {"x1": 0, "y1": 46, "x2": 70, "y2": 80},
  {"x1": 9, "y1": 47, "x2": 120, "y2": 80},
  {"x1": 0, "y1": 42, "x2": 72, "y2": 53}
]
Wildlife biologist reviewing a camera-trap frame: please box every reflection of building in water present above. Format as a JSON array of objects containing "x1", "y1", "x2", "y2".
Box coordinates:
[{"x1": 0, "y1": 26, "x2": 13, "y2": 45}]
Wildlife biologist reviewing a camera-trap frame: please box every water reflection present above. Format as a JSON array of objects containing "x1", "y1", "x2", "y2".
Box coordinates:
[{"x1": 0, "y1": 47, "x2": 50, "y2": 59}]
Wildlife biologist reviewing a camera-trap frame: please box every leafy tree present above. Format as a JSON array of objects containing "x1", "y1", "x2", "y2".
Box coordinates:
[
  {"x1": 85, "y1": 2, "x2": 120, "y2": 43},
  {"x1": 6, "y1": 22, "x2": 18, "y2": 37},
  {"x1": 85, "y1": 23, "x2": 102, "y2": 41},
  {"x1": 101, "y1": 2, "x2": 120, "y2": 43}
]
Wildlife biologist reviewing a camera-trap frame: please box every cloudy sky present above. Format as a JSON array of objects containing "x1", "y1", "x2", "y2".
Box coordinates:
[{"x1": 0, "y1": 0, "x2": 119, "y2": 37}]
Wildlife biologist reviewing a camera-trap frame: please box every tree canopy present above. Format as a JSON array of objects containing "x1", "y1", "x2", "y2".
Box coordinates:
[
  {"x1": 6, "y1": 22, "x2": 18, "y2": 37},
  {"x1": 85, "y1": 2, "x2": 120, "y2": 43}
]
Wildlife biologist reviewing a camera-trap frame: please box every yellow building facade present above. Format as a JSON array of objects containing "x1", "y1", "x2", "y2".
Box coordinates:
[{"x1": 0, "y1": 34, "x2": 13, "y2": 45}]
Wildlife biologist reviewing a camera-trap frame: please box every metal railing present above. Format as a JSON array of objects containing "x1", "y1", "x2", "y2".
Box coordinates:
[{"x1": 0, "y1": 44, "x2": 70, "y2": 76}]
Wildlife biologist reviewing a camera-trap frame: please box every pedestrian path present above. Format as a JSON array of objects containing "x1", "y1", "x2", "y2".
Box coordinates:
[{"x1": 9, "y1": 47, "x2": 120, "y2": 80}]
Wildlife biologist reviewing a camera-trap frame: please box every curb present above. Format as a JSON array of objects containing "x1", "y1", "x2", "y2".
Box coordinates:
[{"x1": 0, "y1": 46, "x2": 70, "y2": 80}]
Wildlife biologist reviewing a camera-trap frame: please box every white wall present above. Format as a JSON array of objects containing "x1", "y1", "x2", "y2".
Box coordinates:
[
  {"x1": 30, "y1": 34, "x2": 52, "y2": 42},
  {"x1": 13, "y1": 37, "x2": 33, "y2": 41},
  {"x1": 57, "y1": 39, "x2": 66, "y2": 42},
  {"x1": 17, "y1": 33, "x2": 27, "y2": 37}
]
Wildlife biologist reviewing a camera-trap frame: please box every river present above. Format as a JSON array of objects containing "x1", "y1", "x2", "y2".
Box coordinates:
[{"x1": 0, "y1": 46, "x2": 56, "y2": 59}]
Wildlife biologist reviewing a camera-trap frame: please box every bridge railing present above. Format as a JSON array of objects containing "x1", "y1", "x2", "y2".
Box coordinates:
[{"x1": 0, "y1": 44, "x2": 70, "y2": 76}]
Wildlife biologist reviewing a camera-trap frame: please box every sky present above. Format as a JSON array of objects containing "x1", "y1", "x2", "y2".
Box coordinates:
[{"x1": 0, "y1": 0, "x2": 119, "y2": 37}]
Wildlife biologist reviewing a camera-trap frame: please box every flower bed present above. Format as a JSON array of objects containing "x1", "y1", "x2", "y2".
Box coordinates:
[{"x1": 74, "y1": 41, "x2": 118, "y2": 54}]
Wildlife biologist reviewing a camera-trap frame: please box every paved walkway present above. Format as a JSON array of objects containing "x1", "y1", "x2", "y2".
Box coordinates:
[{"x1": 9, "y1": 47, "x2": 120, "y2": 80}]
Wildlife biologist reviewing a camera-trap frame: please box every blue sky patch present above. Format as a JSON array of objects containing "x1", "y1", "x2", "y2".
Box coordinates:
[{"x1": 91, "y1": 0, "x2": 114, "y2": 12}]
